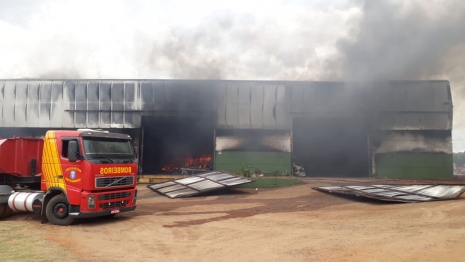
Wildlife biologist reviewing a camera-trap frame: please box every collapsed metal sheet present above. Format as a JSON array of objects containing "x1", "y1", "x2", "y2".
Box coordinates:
[
  {"x1": 314, "y1": 184, "x2": 465, "y2": 203},
  {"x1": 147, "y1": 171, "x2": 253, "y2": 198}
]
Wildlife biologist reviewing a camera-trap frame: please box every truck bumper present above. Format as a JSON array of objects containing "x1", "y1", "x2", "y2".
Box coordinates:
[
  {"x1": 69, "y1": 205, "x2": 136, "y2": 218},
  {"x1": 71, "y1": 188, "x2": 137, "y2": 218}
]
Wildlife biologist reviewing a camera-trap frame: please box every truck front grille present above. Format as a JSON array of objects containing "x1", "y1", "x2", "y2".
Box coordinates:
[
  {"x1": 95, "y1": 176, "x2": 134, "y2": 188},
  {"x1": 98, "y1": 192, "x2": 131, "y2": 200},
  {"x1": 100, "y1": 200, "x2": 128, "y2": 209}
]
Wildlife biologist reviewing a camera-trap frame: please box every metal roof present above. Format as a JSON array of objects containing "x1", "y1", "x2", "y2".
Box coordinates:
[
  {"x1": 147, "y1": 171, "x2": 252, "y2": 198},
  {"x1": 315, "y1": 184, "x2": 465, "y2": 203},
  {"x1": 0, "y1": 79, "x2": 452, "y2": 130}
]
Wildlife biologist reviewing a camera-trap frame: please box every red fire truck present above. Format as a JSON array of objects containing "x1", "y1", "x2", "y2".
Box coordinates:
[{"x1": 0, "y1": 129, "x2": 138, "y2": 225}]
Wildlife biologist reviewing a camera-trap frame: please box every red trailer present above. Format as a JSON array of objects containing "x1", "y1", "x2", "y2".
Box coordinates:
[{"x1": 0, "y1": 137, "x2": 43, "y2": 188}]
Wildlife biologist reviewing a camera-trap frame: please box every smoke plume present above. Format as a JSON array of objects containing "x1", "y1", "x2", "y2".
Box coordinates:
[
  {"x1": 333, "y1": 0, "x2": 465, "y2": 81},
  {"x1": 0, "y1": 0, "x2": 359, "y2": 79},
  {"x1": 330, "y1": 0, "x2": 465, "y2": 151},
  {"x1": 1, "y1": 0, "x2": 465, "y2": 149}
]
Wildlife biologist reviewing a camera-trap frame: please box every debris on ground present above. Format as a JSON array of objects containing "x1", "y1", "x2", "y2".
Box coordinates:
[
  {"x1": 314, "y1": 184, "x2": 465, "y2": 203},
  {"x1": 180, "y1": 167, "x2": 211, "y2": 175},
  {"x1": 293, "y1": 163, "x2": 306, "y2": 177},
  {"x1": 147, "y1": 171, "x2": 252, "y2": 198}
]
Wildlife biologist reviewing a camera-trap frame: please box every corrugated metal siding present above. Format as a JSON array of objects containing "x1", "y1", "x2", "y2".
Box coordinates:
[
  {"x1": 66, "y1": 80, "x2": 139, "y2": 128},
  {"x1": 1, "y1": 80, "x2": 66, "y2": 128},
  {"x1": 0, "y1": 79, "x2": 452, "y2": 130},
  {"x1": 63, "y1": 80, "x2": 140, "y2": 128},
  {"x1": 216, "y1": 81, "x2": 290, "y2": 129},
  {"x1": 139, "y1": 80, "x2": 215, "y2": 113},
  {"x1": 370, "y1": 81, "x2": 452, "y2": 130},
  {"x1": 289, "y1": 80, "x2": 452, "y2": 130},
  {"x1": 0, "y1": 80, "x2": 140, "y2": 128},
  {"x1": 372, "y1": 112, "x2": 451, "y2": 130}
]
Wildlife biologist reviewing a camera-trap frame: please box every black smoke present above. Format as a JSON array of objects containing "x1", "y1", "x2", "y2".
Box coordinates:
[
  {"x1": 329, "y1": 0, "x2": 465, "y2": 151},
  {"x1": 333, "y1": 0, "x2": 465, "y2": 81}
]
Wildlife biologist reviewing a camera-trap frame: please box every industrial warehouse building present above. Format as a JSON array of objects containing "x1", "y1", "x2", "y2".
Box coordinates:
[{"x1": 0, "y1": 79, "x2": 453, "y2": 179}]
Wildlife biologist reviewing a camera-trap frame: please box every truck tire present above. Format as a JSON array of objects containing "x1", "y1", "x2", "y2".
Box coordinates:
[{"x1": 45, "y1": 194, "x2": 75, "y2": 226}]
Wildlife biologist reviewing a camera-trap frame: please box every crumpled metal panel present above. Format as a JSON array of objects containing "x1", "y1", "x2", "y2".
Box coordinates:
[
  {"x1": 175, "y1": 176, "x2": 204, "y2": 185},
  {"x1": 148, "y1": 181, "x2": 176, "y2": 190},
  {"x1": 314, "y1": 184, "x2": 465, "y2": 203},
  {"x1": 147, "y1": 171, "x2": 252, "y2": 198},
  {"x1": 220, "y1": 177, "x2": 251, "y2": 186}
]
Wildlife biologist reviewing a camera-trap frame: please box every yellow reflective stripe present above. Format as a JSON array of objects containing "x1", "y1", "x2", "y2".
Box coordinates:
[
  {"x1": 45, "y1": 134, "x2": 57, "y2": 184},
  {"x1": 43, "y1": 133, "x2": 52, "y2": 185},
  {"x1": 41, "y1": 131, "x2": 66, "y2": 192}
]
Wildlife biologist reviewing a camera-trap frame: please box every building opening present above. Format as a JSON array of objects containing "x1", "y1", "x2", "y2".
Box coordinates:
[
  {"x1": 140, "y1": 116, "x2": 214, "y2": 175},
  {"x1": 215, "y1": 129, "x2": 292, "y2": 176},
  {"x1": 292, "y1": 117, "x2": 369, "y2": 177}
]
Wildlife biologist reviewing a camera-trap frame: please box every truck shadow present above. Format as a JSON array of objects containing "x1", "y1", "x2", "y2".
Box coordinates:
[
  {"x1": 73, "y1": 215, "x2": 133, "y2": 225},
  {"x1": 0, "y1": 211, "x2": 41, "y2": 222},
  {"x1": 0, "y1": 210, "x2": 148, "y2": 226}
]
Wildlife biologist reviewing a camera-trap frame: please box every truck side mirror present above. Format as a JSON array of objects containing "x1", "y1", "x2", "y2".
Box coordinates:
[
  {"x1": 133, "y1": 146, "x2": 138, "y2": 159},
  {"x1": 68, "y1": 141, "x2": 78, "y2": 162}
]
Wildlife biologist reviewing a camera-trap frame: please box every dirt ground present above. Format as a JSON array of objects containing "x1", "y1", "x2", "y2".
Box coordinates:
[{"x1": 3, "y1": 178, "x2": 465, "y2": 262}]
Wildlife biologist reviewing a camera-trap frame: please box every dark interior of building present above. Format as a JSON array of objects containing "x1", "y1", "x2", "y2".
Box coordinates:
[
  {"x1": 141, "y1": 116, "x2": 214, "y2": 175},
  {"x1": 293, "y1": 117, "x2": 369, "y2": 177}
]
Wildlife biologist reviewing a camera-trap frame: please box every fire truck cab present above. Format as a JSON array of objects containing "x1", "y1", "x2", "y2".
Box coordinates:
[{"x1": 0, "y1": 129, "x2": 138, "y2": 225}]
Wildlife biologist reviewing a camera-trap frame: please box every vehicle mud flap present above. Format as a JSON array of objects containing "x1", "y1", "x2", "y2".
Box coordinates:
[
  {"x1": 40, "y1": 210, "x2": 48, "y2": 224},
  {"x1": 40, "y1": 195, "x2": 51, "y2": 224}
]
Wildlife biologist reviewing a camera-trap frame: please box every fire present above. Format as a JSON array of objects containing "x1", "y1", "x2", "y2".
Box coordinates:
[{"x1": 162, "y1": 154, "x2": 213, "y2": 171}]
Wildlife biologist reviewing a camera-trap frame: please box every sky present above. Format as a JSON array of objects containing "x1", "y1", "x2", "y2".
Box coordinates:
[{"x1": 1, "y1": 0, "x2": 465, "y2": 151}]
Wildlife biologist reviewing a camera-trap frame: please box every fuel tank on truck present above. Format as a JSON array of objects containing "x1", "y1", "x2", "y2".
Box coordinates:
[
  {"x1": 0, "y1": 137, "x2": 43, "y2": 179},
  {"x1": 8, "y1": 192, "x2": 44, "y2": 214}
]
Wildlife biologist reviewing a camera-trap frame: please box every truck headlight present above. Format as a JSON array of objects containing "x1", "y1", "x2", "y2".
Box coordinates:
[
  {"x1": 133, "y1": 190, "x2": 137, "y2": 204},
  {"x1": 88, "y1": 195, "x2": 96, "y2": 209}
]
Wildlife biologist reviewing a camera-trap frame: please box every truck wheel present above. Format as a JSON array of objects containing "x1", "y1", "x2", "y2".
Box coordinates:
[{"x1": 45, "y1": 195, "x2": 75, "y2": 226}]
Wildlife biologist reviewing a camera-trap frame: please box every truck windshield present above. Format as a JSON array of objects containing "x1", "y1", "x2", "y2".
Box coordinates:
[{"x1": 83, "y1": 138, "x2": 134, "y2": 157}]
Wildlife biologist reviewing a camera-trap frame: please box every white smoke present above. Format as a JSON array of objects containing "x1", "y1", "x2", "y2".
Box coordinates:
[
  {"x1": 1, "y1": 0, "x2": 465, "y2": 150},
  {"x1": 0, "y1": 0, "x2": 360, "y2": 79}
]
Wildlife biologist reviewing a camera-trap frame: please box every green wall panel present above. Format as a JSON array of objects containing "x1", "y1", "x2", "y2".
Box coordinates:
[
  {"x1": 375, "y1": 153, "x2": 453, "y2": 179},
  {"x1": 215, "y1": 151, "x2": 292, "y2": 175}
]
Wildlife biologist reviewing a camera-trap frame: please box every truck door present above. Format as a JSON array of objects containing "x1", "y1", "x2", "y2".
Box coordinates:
[{"x1": 60, "y1": 138, "x2": 84, "y2": 191}]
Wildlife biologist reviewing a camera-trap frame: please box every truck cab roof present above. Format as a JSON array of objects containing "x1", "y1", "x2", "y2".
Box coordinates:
[{"x1": 50, "y1": 129, "x2": 132, "y2": 140}]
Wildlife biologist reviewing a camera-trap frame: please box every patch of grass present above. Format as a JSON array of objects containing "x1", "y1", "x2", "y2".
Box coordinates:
[
  {"x1": 238, "y1": 177, "x2": 303, "y2": 188},
  {"x1": 0, "y1": 222, "x2": 76, "y2": 262}
]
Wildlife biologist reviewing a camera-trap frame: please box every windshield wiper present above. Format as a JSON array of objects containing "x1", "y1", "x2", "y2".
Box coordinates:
[
  {"x1": 121, "y1": 158, "x2": 135, "y2": 164},
  {"x1": 89, "y1": 155, "x2": 114, "y2": 163}
]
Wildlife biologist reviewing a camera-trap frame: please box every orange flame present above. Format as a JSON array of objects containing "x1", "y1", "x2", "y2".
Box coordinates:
[{"x1": 162, "y1": 154, "x2": 212, "y2": 171}]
